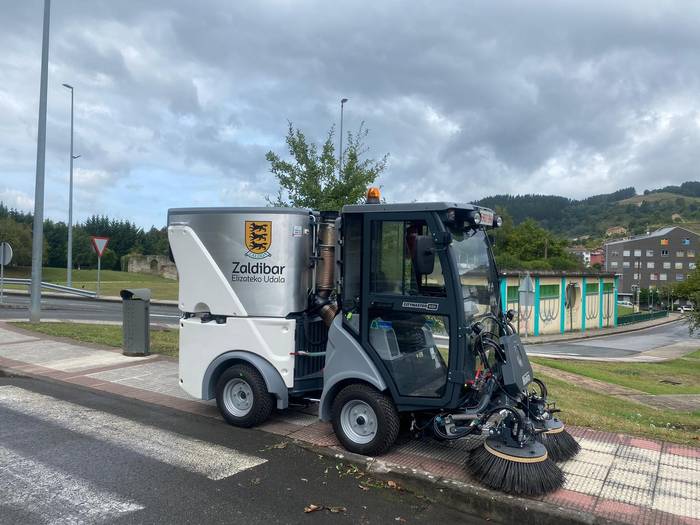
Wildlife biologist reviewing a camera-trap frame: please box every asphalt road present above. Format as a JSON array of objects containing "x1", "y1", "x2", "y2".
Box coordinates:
[
  {"x1": 0, "y1": 374, "x2": 490, "y2": 525},
  {"x1": 0, "y1": 294, "x2": 180, "y2": 325},
  {"x1": 527, "y1": 320, "x2": 698, "y2": 358}
]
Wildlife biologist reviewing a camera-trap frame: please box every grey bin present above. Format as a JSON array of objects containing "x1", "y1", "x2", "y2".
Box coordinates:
[{"x1": 120, "y1": 288, "x2": 151, "y2": 356}]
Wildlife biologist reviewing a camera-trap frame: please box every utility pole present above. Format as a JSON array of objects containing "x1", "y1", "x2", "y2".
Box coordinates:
[
  {"x1": 30, "y1": 0, "x2": 51, "y2": 323},
  {"x1": 338, "y1": 98, "x2": 348, "y2": 178},
  {"x1": 62, "y1": 83, "x2": 79, "y2": 287}
]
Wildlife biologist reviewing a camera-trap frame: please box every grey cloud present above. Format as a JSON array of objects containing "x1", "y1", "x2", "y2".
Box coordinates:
[{"x1": 1, "y1": 0, "x2": 700, "y2": 227}]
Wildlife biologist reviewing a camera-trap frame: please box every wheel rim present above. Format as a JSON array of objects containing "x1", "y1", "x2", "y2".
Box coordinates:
[
  {"x1": 340, "y1": 400, "x2": 377, "y2": 444},
  {"x1": 222, "y1": 378, "x2": 254, "y2": 417}
]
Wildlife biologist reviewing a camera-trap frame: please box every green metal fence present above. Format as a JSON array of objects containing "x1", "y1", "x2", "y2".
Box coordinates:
[{"x1": 617, "y1": 310, "x2": 669, "y2": 326}]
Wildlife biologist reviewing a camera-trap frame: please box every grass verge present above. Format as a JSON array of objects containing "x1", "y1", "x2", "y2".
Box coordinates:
[
  {"x1": 531, "y1": 350, "x2": 700, "y2": 395},
  {"x1": 12, "y1": 322, "x2": 179, "y2": 358},
  {"x1": 539, "y1": 371, "x2": 699, "y2": 446},
  {"x1": 4, "y1": 267, "x2": 178, "y2": 300}
]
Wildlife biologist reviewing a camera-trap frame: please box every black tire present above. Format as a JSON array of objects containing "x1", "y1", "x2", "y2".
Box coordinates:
[
  {"x1": 216, "y1": 364, "x2": 274, "y2": 428},
  {"x1": 331, "y1": 383, "x2": 400, "y2": 456}
]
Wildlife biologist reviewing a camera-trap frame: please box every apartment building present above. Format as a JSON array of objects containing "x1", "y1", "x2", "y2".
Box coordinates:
[{"x1": 604, "y1": 226, "x2": 699, "y2": 295}]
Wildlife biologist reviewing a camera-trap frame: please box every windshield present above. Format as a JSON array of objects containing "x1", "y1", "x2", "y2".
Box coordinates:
[{"x1": 449, "y1": 228, "x2": 499, "y2": 322}]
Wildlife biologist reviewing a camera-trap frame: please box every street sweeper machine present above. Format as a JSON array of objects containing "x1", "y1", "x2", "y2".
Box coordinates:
[{"x1": 167, "y1": 189, "x2": 580, "y2": 495}]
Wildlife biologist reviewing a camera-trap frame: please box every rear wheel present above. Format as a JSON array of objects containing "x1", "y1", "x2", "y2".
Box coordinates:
[
  {"x1": 331, "y1": 383, "x2": 399, "y2": 456},
  {"x1": 216, "y1": 364, "x2": 274, "y2": 428}
]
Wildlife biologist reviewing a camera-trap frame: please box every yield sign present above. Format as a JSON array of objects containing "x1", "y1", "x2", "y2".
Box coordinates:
[{"x1": 91, "y1": 236, "x2": 110, "y2": 257}]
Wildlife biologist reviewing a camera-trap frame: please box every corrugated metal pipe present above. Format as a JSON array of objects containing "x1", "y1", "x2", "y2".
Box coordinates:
[{"x1": 314, "y1": 213, "x2": 338, "y2": 326}]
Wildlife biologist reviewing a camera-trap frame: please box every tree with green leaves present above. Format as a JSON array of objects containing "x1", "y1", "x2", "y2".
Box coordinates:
[{"x1": 266, "y1": 122, "x2": 388, "y2": 211}]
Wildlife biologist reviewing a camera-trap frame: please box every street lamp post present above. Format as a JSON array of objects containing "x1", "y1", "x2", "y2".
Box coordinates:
[
  {"x1": 30, "y1": 0, "x2": 51, "y2": 323},
  {"x1": 338, "y1": 98, "x2": 348, "y2": 177},
  {"x1": 62, "y1": 83, "x2": 78, "y2": 288}
]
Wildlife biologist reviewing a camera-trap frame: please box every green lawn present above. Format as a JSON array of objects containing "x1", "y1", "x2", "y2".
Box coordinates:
[
  {"x1": 618, "y1": 305, "x2": 634, "y2": 316},
  {"x1": 4, "y1": 267, "x2": 178, "y2": 300},
  {"x1": 539, "y1": 371, "x2": 699, "y2": 446},
  {"x1": 531, "y1": 350, "x2": 700, "y2": 395},
  {"x1": 13, "y1": 322, "x2": 179, "y2": 358}
]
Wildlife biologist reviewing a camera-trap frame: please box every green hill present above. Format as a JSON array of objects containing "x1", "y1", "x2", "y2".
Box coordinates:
[{"x1": 475, "y1": 182, "x2": 700, "y2": 240}]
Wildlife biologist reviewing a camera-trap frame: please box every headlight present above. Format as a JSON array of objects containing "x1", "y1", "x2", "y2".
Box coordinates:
[
  {"x1": 494, "y1": 215, "x2": 503, "y2": 228},
  {"x1": 470, "y1": 211, "x2": 482, "y2": 225}
]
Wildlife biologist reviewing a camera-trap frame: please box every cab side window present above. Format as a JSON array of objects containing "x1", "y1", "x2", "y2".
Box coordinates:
[{"x1": 370, "y1": 220, "x2": 446, "y2": 297}]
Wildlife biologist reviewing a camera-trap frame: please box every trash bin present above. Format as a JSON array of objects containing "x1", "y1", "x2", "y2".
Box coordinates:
[{"x1": 120, "y1": 288, "x2": 151, "y2": 356}]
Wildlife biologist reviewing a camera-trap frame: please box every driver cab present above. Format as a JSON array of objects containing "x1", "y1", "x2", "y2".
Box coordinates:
[{"x1": 339, "y1": 203, "x2": 500, "y2": 412}]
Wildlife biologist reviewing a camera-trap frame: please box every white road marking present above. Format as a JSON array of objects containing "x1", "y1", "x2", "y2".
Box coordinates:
[
  {"x1": 0, "y1": 445, "x2": 143, "y2": 523},
  {"x1": 0, "y1": 386, "x2": 266, "y2": 480}
]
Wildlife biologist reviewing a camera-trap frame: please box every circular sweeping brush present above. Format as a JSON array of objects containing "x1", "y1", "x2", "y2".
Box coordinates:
[
  {"x1": 535, "y1": 418, "x2": 581, "y2": 462},
  {"x1": 466, "y1": 438, "x2": 564, "y2": 496}
]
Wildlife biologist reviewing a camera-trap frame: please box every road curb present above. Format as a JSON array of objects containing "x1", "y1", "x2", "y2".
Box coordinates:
[
  {"x1": 524, "y1": 315, "x2": 679, "y2": 345},
  {"x1": 294, "y1": 441, "x2": 614, "y2": 525}
]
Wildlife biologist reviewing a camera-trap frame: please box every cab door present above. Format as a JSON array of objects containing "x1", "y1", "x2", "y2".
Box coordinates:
[{"x1": 359, "y1": 212, "x2": 461, "y2": 410}]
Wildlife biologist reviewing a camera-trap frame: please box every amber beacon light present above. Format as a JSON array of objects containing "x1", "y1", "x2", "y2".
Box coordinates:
[{"x1": 366, "y1": 187, "x2": 381, "y2": 204}]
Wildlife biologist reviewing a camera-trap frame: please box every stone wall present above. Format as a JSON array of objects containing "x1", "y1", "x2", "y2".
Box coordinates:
[{"x1": 125, "y1": 255, "x2": 178, "y2": 280}]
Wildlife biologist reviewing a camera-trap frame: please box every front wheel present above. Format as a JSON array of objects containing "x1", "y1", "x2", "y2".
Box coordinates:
[
  {"x1": 331, "y1": 384, "x2": 399, "y2": 456},
  {"x1": 216, "y1": 364, "x2": 274, "y2": 428}
]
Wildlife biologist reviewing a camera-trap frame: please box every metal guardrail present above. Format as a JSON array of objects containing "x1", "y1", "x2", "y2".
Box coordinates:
[
  {"x1": 1, "y1": 277, "x2": 97, "y2": 298},
  {"x1": 617, "y1": 309, "x2": 669, "y2": 326}
]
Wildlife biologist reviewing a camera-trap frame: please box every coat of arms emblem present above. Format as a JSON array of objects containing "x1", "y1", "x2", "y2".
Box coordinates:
[{"x1": 245, "y1": 221, "x2": 272, "y2": 258}]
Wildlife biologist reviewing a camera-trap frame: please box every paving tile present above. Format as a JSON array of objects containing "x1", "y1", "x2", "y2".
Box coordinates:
[
  {"x1": 595, "y1": 498, "x2": 648, "y2": 525},
  {"x1": 0, "y1": 328, "x2": 38, "y2": 344},
  {"x1": 86, "y1": 361, "x2": 194, "y2": 400},
  {"x1": 0, "y1": 339, "x2": 151, "y2": 372},
  {"x1": 561, "y1": 458, "x2": 610, "y2": 480},
  {"x1": 664, "y1": 446, "x2": 700, "y2": 461},
  {"x1": 656, "y1": 478, "x2": 699, "y2": 503},
  {"x1": 653, "y1": 490, "x2": 700, "y2": 520},
  {"x1": 660, "y1": 452, "x2": 700, "y2": 471},
  {"x1": 658, "y1": 464, "x2": 700, "y2": 483},
  {"x1": 573, "y1": 449, "x2": 616, "y2": 468},
  {"x1": 607, "y1": 467, "x2": 656, "y2": 490},
  {"x1": 544, "y1": 488, "x2": 598, "y2": 513},
  {"x1": 599, "y1": 482, "x2": 654, "y2": 507},
  {"x1": 616, "y1": 444, "x2": 662, "y2": 464},
  {"x1": 562, "y1": 473, "x2": 605, "y2": 496},
  {"x1": 578, "y1": 436, "x2": 619, "y2": 455}
]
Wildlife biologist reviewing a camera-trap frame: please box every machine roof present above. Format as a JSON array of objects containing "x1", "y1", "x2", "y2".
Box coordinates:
[{"x1": 342, "y1": 202, "x2": 484, "y2": 214}]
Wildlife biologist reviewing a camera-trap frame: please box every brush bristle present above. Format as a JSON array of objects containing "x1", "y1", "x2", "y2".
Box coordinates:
[
  {"x1": 466, "y1": 445, "x2": 564, "y2": 496},
  {"x1": 536, "y1": 429, "x2": 581, "y2": 462}
]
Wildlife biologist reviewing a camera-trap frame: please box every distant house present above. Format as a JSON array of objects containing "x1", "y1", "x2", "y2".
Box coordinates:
[
  {"x1": 567, "y1": 246, "x2": 591, "y2": 267},
  {"x1": 589, "y1": 249, "x2": 605, "y2": 267},
  {"x1": 605, "y1": 226, "x2": 628, "y2": 237},
  {"x1": 567, "y1": 246, "x2": 604, "y2": 268},
  {"x1": 604, "y1": 226, "x2": 699, "y2": 294}
]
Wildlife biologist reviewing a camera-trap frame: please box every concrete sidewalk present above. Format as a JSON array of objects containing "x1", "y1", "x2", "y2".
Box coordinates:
[{"x1": 0, "y1": 323, "x2": 697, "y2": 525}]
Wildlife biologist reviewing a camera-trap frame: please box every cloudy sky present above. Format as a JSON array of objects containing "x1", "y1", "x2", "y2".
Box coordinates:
[{"x1": 2, "y1": 1, "x2": 700, "y2": 228}]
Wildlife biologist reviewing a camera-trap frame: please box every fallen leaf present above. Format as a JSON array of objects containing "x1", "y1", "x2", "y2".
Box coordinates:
[
  {"x1": 387, "y1": 480, "x2": 400, "y2": 489},
  {"x1": 301, "y1": 478, "x2": 308, "y2": 482},
  {"x1": 394, "y1": 517, "x2": 406, "y2": 523},
  {"x1": 329, "y1": 506, "x2": 347, "y2": 513},
  {"x1": 358, "y1": 484, "x2": 369, "y2": 491},
  {"x1": 304, "y1": 504, "x2": 322, "y2": 513}
]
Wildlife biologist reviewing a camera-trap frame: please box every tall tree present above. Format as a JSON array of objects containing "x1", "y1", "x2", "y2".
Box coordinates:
[{"x1": 266, "y1": 122, "x2": 388, "y2": 211}]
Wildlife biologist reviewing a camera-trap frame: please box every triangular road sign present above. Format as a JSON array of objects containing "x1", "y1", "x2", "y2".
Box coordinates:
[{"x1": 91, "y1": 236, "x2": 110, "y2": 257}]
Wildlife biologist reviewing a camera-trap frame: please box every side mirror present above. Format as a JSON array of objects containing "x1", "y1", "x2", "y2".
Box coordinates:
[{"x1": 414, "y1": 235, "x2": 435, "y2": 275}]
